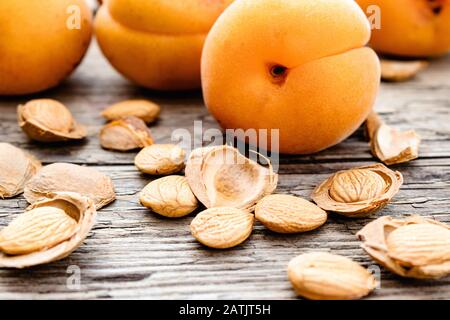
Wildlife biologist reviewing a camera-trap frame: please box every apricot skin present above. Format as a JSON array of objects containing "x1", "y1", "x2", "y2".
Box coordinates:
[
  {"x1": 94, "y1": 0, "x2": 233, "y2": 91},
  {"x1": 201, "y1": 0, "x2": 380, "y2": 155},
  {"x1": 357, "y1": 0, "x2": 450, "y2": 57},
  {"x1": 0, "y1": 0, "x2": 92, "y2": 96}
]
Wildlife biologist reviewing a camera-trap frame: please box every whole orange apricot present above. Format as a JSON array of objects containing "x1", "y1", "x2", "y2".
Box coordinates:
[
  {"x1": 357, "y1": 0, "x2": 450, "y2": 57},
  {"x1": 202, "y1": 0, "x2": 380, "y2": 155},
  {"x1": 94, "y1": 0, "x2": 233, "y2": 91},
  {"x1": 0, "y1": 0, "x2": 92, "y2": 95}
]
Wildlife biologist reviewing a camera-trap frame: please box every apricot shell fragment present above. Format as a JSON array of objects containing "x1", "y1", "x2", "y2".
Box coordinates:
[
  {"x1": 0, "y1": 143, "x2": 41, "y2": 198},
  {"x1": 366, "y1": 112, "x2": 420, "y2": 165},
  {"x1": 185, "y1": 145, "x2": 278, "y2": 210}
]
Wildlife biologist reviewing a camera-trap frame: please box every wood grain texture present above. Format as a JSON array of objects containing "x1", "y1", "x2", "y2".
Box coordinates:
[{"x1": 0, "y1": 41, "x2": 449, "y2": 300}]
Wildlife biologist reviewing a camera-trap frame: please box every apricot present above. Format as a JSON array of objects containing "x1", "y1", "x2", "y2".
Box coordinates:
[
  {"x1": 202, "y1": 0, "x2": 380, "y2": 155},
  {"x1": 0, "y1": 0, "x2": 92, "y2": 95},
  {"x1": 356, "y1": 0, "x2": 450, "y2": 57},
  {"x1": 94, "y1": 0, "x2": 233, "y2": 91}
]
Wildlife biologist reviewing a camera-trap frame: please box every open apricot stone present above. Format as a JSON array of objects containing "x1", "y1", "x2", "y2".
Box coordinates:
[
  {"x1": 312, "y1": 164, "x2": 403, "y2": 218},
  {"x1": 18, "y1": 99, "x2": 87, "y2": 142},
  {"x1": 0, "y1": 192, "x2": 96, "y2": 269},
  {"x1": 202, "y1": 0, "x2": 380, "y2": 154}
]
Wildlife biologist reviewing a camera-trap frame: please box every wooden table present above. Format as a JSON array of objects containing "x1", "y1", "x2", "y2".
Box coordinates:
[{"x1": 0, "y1": 41, "x2": 449, "y2": 300}]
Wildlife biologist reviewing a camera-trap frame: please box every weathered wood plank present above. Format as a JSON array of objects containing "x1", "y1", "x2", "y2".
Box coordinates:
[
  {"x1": 0, "y1": 41, "x2": 449, "y2": 299},
  {"x1": 0, "y1": 159, "x2": 449, "y2": 299}
]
